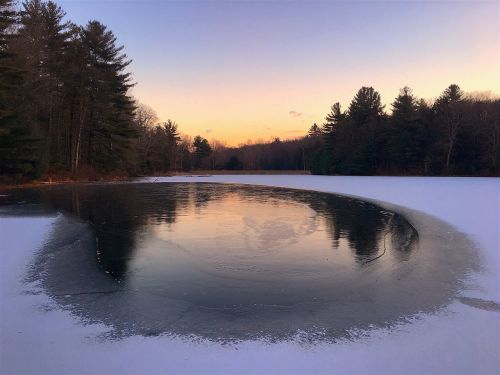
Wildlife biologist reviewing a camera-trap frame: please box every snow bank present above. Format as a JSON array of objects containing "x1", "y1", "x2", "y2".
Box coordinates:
[{"x1": 1, "y1": 176, "x2": 499, "y2": 374}]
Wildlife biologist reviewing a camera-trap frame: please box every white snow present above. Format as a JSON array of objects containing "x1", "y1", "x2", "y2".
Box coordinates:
[{"x1": 1, "y1": 176, "x2": 499, "y2": 374}]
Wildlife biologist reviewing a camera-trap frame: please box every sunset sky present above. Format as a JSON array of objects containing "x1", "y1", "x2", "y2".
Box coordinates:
[{"x1": 57, "y1": 0, "x2": 499, "y2": 146}]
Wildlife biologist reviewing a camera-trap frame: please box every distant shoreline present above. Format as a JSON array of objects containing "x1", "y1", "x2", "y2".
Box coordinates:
[
  {"x1": 0, "y1": 170, "x2": 313, "y2": 190},
  {"x1": 2, "y1": 169, "x2": 499, "y2": 191}
]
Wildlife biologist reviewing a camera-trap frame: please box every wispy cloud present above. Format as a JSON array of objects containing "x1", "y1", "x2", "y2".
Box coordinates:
[
  {"x1": 205, "y1": 128, "x2": 212, "y2": 134},
  {"x1": 288, "y1": 110, "x2": 303, "y2": 118}
]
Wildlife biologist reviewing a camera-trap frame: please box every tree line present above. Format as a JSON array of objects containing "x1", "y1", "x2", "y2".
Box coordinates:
[
  {"x1": 0, "y1": 0, "x2": 214, "y2": 181},
  {"x1": 310, "y1": 85, "x2": 499, "y2": 176},
  {"x1": 1, "y1": 0, "x2": 498, "y2": 181},
  {"x1": 204, "y1": 86, "x2": 499, "y2": 176}
]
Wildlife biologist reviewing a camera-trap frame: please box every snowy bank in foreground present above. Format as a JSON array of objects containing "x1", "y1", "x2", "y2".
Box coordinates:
[{"x1": 1, "y1": 176, "x2": 499, "y2": 374}]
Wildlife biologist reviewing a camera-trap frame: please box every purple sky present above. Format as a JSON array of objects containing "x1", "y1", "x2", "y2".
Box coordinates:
[{"x1": 56, "y1": 0, "x2": 499, "y2": 144}]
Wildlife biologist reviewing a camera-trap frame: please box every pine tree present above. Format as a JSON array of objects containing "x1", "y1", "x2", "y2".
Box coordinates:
[
  {"x1": 348, "y1": 86, "x2": 384, "y2": 126},
  {"x1": 318, "y1": 103, "x2": 346, "y2": 174},
  {"x1": 392, "y1": 87, "x2": 416, "y2": 123},
  {"x1": 307, "y1": 123, "x2": 322, "y2": 138},
  {"x1": 12, "y1": 0, "x2": 71, "y2": 172},
  {"x1": 433, "y1": 84, "x2": 464, "y2": 174},
  {"x1": 0, "y1": 0, "x2": 39, "y2": 179},
  {"x1": 192, "y1": 135, "x2": 211, "y2": 169},
  {"x1": 388, "y1": 87, "x2": 425, "y2": 171},
  {"x1": 162, "y1": 119, "x2": 180, "y2": 169},
  {"x1": 342, "y1": 87, "x2": 385, "y2": 174},
  {"x1": 323, "y1": 103, "x2": 344, "y2": 134},
  {"x1": 78, "y1": 20, "x2": 136, "y2": 172}
]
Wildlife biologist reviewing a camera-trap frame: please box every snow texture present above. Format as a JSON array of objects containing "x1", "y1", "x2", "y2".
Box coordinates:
[{"x1": 1, "y1": 176, "x2": 499, "y2": 374}]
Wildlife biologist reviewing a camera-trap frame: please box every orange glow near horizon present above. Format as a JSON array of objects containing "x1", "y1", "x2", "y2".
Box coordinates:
[
  {"x1": 133, "y1": 67, "x2": 499, "y2": 146},
  {"x1": 61, "y1": 0, "x2": 499, "y2": 147}
]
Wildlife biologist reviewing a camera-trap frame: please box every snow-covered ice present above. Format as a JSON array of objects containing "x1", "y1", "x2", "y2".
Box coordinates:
[{"x1": 1, "y1": 176, "x2": 499, "y2": 374}]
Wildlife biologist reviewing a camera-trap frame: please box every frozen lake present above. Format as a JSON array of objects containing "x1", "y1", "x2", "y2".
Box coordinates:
[
  {"x1": 2, "y1": 183, "x2": 474, "y2": 341},
  {"x1": 0, "y1": 176, "x2": 498, "y2": 374}
]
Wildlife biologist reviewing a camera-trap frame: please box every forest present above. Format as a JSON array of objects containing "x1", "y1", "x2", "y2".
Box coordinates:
[{"x1": 1, "y1": 0, "x2": 498, "y2": 182}]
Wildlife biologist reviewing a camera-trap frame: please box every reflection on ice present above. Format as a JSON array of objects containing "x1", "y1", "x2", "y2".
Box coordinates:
[{"x1": 1, "y1": 183, "x2": 473, "y2": 342}]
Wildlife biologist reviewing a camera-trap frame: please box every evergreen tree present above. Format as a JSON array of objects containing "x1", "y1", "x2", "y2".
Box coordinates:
[
  {"x1": 323, "y1": 103, "x2": 344, "y2": 134},
  {"x1": 311, "y1": 103, "x2": 346, "y2": 174},
  {"x1": 0, "y1": 0, "x2": 39, "y2": 179},
  {"x1": 78, "y1": 20, "x2": 136, "y2": 172},
  {"x1": 163, "y1": 119, "x2": 180, "y2": 169},
  {"x1": 147, "y1": 120, "x2": 180, "y2": 171},
  {"x1": 13, "y1": 0, "x2": 71, "y2": 172},
  {"x1": 192, "y1": 135, "x2": 211, "y2": 169},
  {"x1": 343, "y1": 87, "x2": 385, "y2": 174},
  {"x1": 348, "y1": 86, "x2": 384, "y2": 126},
  {"x1": 433, "y1": 84, "x2": 464, "y2": 174},
  {"x1": 307, "y1": 123, "x2": 322, "y2": 138},
  {"x1": 388, "y1": 87, "x2": 425, "y2": 172}
]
